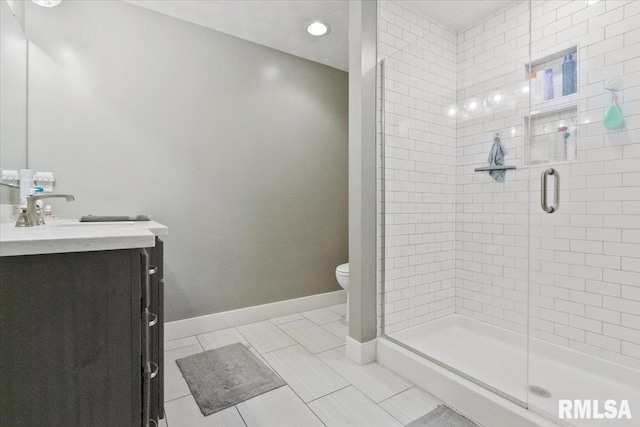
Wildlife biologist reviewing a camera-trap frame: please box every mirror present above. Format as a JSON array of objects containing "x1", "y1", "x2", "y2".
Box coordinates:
[{"x1": 1, "y1": 0, "x2": 28, "y2": 173}]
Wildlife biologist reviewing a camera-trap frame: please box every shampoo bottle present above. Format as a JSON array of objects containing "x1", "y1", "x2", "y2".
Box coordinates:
[
  {"x1": 556, "y1": 126, "x2": 568, "y2": 162},
  {"x1": 562, "y1": 54, "x2": 577, "y2": 96},
  {"x1": 545, "y1": 69, "x2": 554, "y2": 100},
  {"x1": 530, "y1": 72, "x2": 539, "y2": 103},
  {"x1": 566, "y1": 127, "x2": 577, "y2": 161}
]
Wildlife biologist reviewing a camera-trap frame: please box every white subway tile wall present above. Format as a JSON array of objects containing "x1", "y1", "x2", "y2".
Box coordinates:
[
  {"x1": 379, "y1": 0, "x2": 458, "y2": 335},
  {"x1": 455, "y1": 0, "x2": 531, "y2": 338},
  {"x1": 379, "y1": 0, "x2": 640, "y2": 369}
]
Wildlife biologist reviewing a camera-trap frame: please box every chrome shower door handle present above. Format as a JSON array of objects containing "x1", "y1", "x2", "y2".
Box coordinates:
[{"x1": 541, "y1": 168, "x2": 559, "y2": 213}]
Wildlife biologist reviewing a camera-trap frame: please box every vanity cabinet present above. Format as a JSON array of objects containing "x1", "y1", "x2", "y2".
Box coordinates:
[{"x1": 0, "y1": 238, "x2": 164, "y2": 427}]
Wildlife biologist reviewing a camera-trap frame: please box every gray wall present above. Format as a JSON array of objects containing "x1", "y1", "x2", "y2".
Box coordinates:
[
  {"x1": 25, "y1": 0, "x2": 348, "y2": 322},
  {"x1": 1, "y1": 0, "x2": 27, "y2": 172}
]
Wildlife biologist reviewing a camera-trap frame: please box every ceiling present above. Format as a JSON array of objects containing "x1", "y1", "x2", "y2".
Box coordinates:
[
  {"x1": 124, "y1": 0, "x2": 516, "y2": 72},
  {"x1": 397, "y1": 0, "x2": 516, "y2": 31},
  {"x1": 123, "y1": 0, "x2": 349, "y2": 71}
]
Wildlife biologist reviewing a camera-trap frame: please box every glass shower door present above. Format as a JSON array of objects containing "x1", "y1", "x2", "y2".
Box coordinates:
[
  {"x1": 526, "y1": 1, "x2": 640, "y2": 424},
  {"x1": 379, "y1": 0, "x2": 532, "y2": 407}
]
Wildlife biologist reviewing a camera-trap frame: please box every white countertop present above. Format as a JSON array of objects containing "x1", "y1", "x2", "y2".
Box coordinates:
[{"x1": 0, "y1": 220, "x2": 168, "y2": 257}]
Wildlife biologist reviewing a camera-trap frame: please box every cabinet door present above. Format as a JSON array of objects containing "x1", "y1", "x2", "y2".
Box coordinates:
[{"x1": 0, "y1": 250, "x2": 142, "y2": 427}]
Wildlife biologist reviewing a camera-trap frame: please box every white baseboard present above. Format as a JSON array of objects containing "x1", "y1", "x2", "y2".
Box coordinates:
[
  {"x1": 346, "y1": 336, "x2": 377, "y2": 365},
  {"x1": 165, "y1": 290, "x2": 347, "y2": 341}
]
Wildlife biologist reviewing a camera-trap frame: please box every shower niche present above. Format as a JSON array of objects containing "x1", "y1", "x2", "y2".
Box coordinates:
[
  {"x1": 525, "y1": 45, "x2": 579, "y2": 108},
  {"x1": 523, "y1": 104, "x2": 578, "y2": 166},
  {"x1": 523, "y1": 46, "x2": 580, "y2": 166}
]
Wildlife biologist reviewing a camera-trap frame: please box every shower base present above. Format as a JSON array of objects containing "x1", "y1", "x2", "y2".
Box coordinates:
[{"x1": 380, "y1": 314, "x2": 639, "y2": 427}]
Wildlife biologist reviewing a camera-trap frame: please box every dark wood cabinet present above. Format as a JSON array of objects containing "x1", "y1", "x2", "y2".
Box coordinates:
[{"x1": 0, "y1": 238, "x2": 164, "y2": 427}]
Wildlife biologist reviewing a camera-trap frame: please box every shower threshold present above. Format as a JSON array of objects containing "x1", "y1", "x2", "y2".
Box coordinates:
[{"x1": 380, "y1": 314, "x2": 639, "y2": 427}]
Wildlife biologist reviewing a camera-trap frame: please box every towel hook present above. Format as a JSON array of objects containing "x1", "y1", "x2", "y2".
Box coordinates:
[{"x1": 606, "y1": 77, "x2": 623, "y2": 92}]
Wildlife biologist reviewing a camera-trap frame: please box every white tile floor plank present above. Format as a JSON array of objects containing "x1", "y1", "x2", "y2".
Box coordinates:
[
  {"x1": 326, "y1": 303, "x2": 347, "y2": 317},
  {"x1": 308, "y1": 386, "x2": 402, "y2": 427},
  {"x1": 236, "y1": 386, "x2": 324, "y2": 427},
  {"x1": 236, "y1": 320, "x2": 296, "y2": 354},
  {"x1": 262, "y1": 345, "x2": 349, "y2": 402},
  {"x1": 278, "y1": 319, "x2": 344, "y2": 354},
  {"x1": 300, "y1": 308, "x2": 342, "y2": 325},
  {"x1": 321, "y1": 319, "x2": 349, "y2": 340},
  {"x1": 164, "y1": 343, "x2": 204, "y2": 402},
  {"x1": 160, "y1": 303, "x2": 459, "y2": 427},
  {"x1": 269, "y1": 313, "x2": 304, "y2": 325},
  {"x1": 197, "y1": 327, "x2": 248, "y2": 351},
  {"x1": 379, "y1": 386, "x2": 442, "y2": 425},
  {"x1": 165, "y1": 336, "x2": 200, "y2": 352},
  {"x1": 164, "y1": 395, "x2": 246, "y2": 427},
  {"x1": 316, "y1": 346, "x2": 412, "y2": 403}
]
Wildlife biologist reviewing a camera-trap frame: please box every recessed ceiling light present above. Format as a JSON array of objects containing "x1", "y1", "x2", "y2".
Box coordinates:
[
  {"x1": 31, "y1": 0, "x2": 62, "y2": 7},
  {"x1": 306, "y1": 21, "x2": 330, "y2": 37}
]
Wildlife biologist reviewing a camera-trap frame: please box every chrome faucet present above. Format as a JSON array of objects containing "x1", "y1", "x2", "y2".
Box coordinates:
[{"x1": 15, "y1": 194, "x2": 75, "y2": 227}]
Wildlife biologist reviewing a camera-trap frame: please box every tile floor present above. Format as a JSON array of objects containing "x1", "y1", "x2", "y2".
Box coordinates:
[{"x1": 161, "y1": 304, "x2": 449, "y2": 427}]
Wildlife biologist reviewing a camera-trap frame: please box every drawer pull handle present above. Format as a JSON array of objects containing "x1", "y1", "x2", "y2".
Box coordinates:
[
  {"x1": 142, "y1": 361, "x2": 151, "y2": 426},
  {"x1": 149, "y1": 266, "x2": 158, "y2": 275},
  {"x1": 148, "y1": 312, "x2": 158, "y2": 327},
  {"x1": 142, "y1": 250, "x2": 151, "y2": 310},
  {"x1": 149, "y1": 362, "x2": 159, "y2": 379}
]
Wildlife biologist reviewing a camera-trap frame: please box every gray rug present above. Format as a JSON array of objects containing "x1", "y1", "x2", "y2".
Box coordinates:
[
  {"x1": 407, "y1": 405, "x2": 480, "y2": 427},
  {"x1": 176, "y1": 342, "x2": 285, "y2": 415}
]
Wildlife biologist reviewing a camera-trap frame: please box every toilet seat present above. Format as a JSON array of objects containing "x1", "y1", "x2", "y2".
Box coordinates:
[
  {"x1": 334, "y1": 263, "x2": 349, "y2": 322},
  {"x1": 336, "y1": 263, "x2": 349, "y2": 276}
]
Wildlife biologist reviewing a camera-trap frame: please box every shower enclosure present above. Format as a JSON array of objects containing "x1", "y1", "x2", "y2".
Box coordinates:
[{"x1": 378, "y1": 0, "x2": 639, "y2": 425}]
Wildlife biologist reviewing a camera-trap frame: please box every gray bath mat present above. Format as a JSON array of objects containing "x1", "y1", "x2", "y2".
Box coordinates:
[
  {"x1": 407, "y1": 405, "x2": 479, "y2": 427},
  {"x1": 176, "y1": 342, "x2": 285, "y2": 415}
]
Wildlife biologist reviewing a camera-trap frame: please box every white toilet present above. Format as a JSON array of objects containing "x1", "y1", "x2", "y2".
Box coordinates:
[{"x1": 335, "y1": 263, "x2": 349, "y2": 322}]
